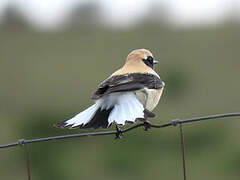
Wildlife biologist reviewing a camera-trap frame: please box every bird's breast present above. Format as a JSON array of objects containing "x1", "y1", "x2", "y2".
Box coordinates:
[{"x1": 135, "y1": 88, "x2": 163, "y2": 111}]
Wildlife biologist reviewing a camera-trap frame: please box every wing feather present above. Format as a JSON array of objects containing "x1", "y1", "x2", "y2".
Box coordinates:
[{"x1": 92, "y1": 73, "x2": 163, "y2": 100}]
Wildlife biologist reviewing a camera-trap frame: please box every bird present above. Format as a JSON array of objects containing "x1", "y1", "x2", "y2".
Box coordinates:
[{"x1": 57, "y1": 49, "x2": 165, "y2": 129}]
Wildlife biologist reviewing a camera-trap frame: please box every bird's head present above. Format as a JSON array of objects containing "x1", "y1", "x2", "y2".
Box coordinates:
[{"x1": 126, "y1": 49, "x2": 158, "y2": 69}]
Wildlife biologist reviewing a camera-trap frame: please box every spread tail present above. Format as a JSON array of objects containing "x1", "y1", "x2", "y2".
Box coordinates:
[{"x1": 57, "y1": 92, "x2": 153, "y2": 129}]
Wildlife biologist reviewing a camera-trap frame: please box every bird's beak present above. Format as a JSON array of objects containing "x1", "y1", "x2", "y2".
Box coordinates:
[{"x1": 153, "y1": 60, "x2": 158, "y2": 64}]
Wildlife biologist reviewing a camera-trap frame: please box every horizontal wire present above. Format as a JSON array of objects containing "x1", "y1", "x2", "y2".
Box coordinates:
[{"x1": 0, "y1": 112, "x2": 239, "y2": 149}]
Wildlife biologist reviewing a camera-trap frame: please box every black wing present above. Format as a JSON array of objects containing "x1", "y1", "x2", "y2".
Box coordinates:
[{"x1": 92, "y1": 73, "x2": 164, "y2": 100}]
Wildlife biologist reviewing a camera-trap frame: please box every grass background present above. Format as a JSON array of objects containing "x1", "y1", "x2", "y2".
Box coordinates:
[{"x1": 0, "y1": 14, "x2": 240, "y2": 180}]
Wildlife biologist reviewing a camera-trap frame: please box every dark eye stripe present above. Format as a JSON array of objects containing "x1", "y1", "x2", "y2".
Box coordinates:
[
  {"x1": 147, "y1": 56, "x2": 153, "y2": 61},
  {"x1": 147, "y1": 56, "x2": 153, "y2": 63},
  {"x1": 142, "y1": 56, "x2": 154, "y2": 69}
]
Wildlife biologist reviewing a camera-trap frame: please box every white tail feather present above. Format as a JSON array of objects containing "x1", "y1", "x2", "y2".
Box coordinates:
[
  {"x1": 108, "y1": 92, "x2": 144, "y2": 125},
  {"x1": 64, "y1": 92, "x2": 145, "y2": 128},
  {"x1": 66, "y1": 100, "x2": 102, "y2": 127}
]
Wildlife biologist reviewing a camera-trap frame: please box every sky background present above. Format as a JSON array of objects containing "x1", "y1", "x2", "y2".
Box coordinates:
[{"x1": 0, "y1": 0, "x2": 240, "y2": 30}]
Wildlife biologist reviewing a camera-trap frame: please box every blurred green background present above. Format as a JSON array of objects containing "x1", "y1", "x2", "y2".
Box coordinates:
[{"x1": 0, "y1": 1, "x2": 240, "y2": 180}]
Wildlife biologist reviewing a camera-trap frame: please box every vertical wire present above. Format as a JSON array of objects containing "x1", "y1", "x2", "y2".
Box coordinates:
[
  {"x1": 179, "y1": 123, "x2": 187, "y2": 180},
  {"x1": 24, "y1": 144, "x2": 31, "y2": 180}
]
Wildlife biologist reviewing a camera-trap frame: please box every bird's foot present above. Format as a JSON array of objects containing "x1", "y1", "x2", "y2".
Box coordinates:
[
  {"x1": 115, "y1": 124, "x2": 123, "y2": 139},
  {"x1": 143, "y1": 120, "x2": 152, "y2": 131}
]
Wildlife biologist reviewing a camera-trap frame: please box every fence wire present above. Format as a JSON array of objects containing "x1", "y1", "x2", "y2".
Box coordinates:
[{"x1": 0, "y1": 112, "x2": 240, "y2": 180}]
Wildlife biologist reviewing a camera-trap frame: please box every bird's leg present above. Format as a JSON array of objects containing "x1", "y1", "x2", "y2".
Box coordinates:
[
  {"x1": 115, "y1": 124, "x2": 123, "y2": 139},
  {"x1": 143, "y1": 119, "x2": 152, "y2": 131}
]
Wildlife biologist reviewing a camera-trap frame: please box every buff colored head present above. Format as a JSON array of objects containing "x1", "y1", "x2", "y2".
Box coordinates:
[{"x1": 125, "y1": 49, "x2": 158, "y2": 69}]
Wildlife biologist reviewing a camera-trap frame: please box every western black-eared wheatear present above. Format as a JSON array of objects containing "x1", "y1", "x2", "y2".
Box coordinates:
[{"x1": 57, "y1": 49, "x2": 165, "y2": 129}]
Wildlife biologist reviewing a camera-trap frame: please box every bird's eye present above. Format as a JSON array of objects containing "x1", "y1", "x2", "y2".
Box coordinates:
[
  {"x1": 142, "y1": 56, "x2": 155, "y2": 69},
  {"x1": 147, "y1": 56, "x2": 153, "y2": 63}
]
